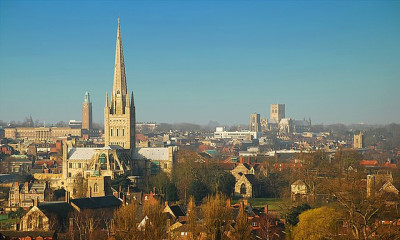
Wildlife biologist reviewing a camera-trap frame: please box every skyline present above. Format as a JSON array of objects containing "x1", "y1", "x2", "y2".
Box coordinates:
[{"x1": 1, "y1": 1, "x2": 400, "y2": 125}]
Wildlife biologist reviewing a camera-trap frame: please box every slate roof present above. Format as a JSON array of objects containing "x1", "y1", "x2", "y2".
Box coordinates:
[
  {"x1": 244, "y1": 174, "x2": 260, "y2": 186},
  {"x1": 71, "y1": 195, "x2": 122, "y2": 210},
  {"x1": 38, "y1": 201, "x2": 74, "y2": 220},
  {"x1": 169, "y1": 205, "x2": 186, "y2": 218}
]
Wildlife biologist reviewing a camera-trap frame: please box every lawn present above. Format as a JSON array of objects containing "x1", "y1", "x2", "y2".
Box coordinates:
[{"x1": 232, "y1": 197, "x2": 289, "y2": 210}]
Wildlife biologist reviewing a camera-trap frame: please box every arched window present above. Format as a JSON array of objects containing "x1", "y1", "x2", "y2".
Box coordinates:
[
  {"x1": 94, "y1": 183, "x2": 99, "y2": 193},
  {"x1": 240, "y1": 183, "x2": 246, "y2": 195}
]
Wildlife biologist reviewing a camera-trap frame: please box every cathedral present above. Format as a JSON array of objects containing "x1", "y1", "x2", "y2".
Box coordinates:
[
  {"x1": 104, "y1": 18, "x2": 136, "y2": 151},
  {"x1": 61, "y1": 19, "x2": 139, "y2": 198}
]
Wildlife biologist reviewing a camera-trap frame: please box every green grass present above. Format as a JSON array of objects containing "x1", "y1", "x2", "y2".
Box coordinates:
[{"x1": 232, "y1": 197, "x2": 288, "y2": 210}]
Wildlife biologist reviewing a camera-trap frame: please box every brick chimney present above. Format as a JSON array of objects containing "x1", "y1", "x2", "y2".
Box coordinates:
[
  {"x1": 240, "y1": 157, "x2": 244, "y2": 163},
  {"x1": 33, "y1": 197, "x2": 38, "y2": 207},
  {"x1": 264, "y1": 204, "x2": 269, "y2": 215}
]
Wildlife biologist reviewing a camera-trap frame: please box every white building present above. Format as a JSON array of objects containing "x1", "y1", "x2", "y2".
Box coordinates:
[{"x1": 214, "y1": 127, "x2": 259, "y2": 140}]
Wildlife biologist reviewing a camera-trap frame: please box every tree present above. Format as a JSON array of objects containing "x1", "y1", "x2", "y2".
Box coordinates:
[
  {"x1": 173, "y1": 149, "x2": 202, "y2": 202},
  {"x1": 148, "y1": 171, "x2": 170, "y2": 194},
  {"x1": 73, "y1": 174, "x2": 88, "y2": 198},
  {"x1": 286, "y1": 204, "x2": 311, "y2": 226},
  {"x1": 189, "y1": 180, "x2": 210, "y2": 202},
  {"x1": 166, "y1": 183, "x2": 179, "y2": 202},
  {"x1": 201, "y1": 193, "x2": 233, "y2": 240},
  {"x1": 141, "y1": 201, "x2": 167, "y2": 240},
  {"x1": 293, "y1": 206, "x2": 340, "y2": 240},
  {"x1": 232, "y1": 203, "x2": 252, "y2": 240},
  {"x1": 71, "y1": 209, "x2": 101, "y2": 240},
  {"x1": 113, "y1": 202, "x2": 139, "y2": 240},
  {"x1": 111, "y1": 174, "x2": 130, "y2": 192},
  {"x1": 187, "y1": 196, "x2": 200, "y2": 240},
  {"x1": 216, "y1": 172, "x2": 235, "y2": 197}
]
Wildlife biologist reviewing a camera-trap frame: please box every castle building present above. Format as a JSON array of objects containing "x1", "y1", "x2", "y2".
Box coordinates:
[
  {"x1": 270, "y1": 104, "x2": 285, "y2": 124},
  {"x1": 104, "y1": 19, "x2": 136, "y2": 150},
  {"x1": 249, "y1": 113, "x2": 261, "y2": 132},
  {"x1": 82, "y1": 92, "x2": 92, "y2": 133}
]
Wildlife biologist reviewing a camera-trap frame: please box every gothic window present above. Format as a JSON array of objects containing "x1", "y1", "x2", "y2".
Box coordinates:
[
  {"x1": 117, "y1": 129, "x2": 119, "y2": 136},
  {"x1": 240, "y1": 183, "x2": 246, "y2": 195},
  {"x1": 110, "y1": 129, "x2": 113, "y2": 136},
  {"x1": 94, "y1": 183, "x2": 99, "y2": 193},
  {"x1": 122, "y1": 129, "x2": 125, "y2": 136}
]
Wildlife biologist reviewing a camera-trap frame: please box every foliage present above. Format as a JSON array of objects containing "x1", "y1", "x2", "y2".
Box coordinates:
[
  {"x1": 286, "y1": 204, "x2": 311, "y2": 226},
  {"x1": 148, "y1": 171, "x2": 170, "y2": 194},
  {"x1": 189, "y1": 180, "x2": 210, "y2": 202},
  {"x1": 216, "y1": 172, "x2": 235, "y2": 197},
  {"x1": 201, "y1": 193, "x2": 233, "y2": 240},
  {"x1": 111, "y1": 173, "x2": 130, "y2": 192},
  {"x1": 232, "y1": 203, "x2": 252, "y2": 240},
  {"x1": 187, "y1": 196, "x2": 200, "y2": 240},
  {"x1": 141, "y1": 200, "x2": 168, "y2": 239},
  {"x1": 54, "y1": 188, "x2": 66, "y2": 201},
  {"x1": 293, "y1": 206, "x2": 340, "y2": 240},
  {"x1": 114, "y1": 202, "x2": 139, "y2": 240},
  {"x1": 166, "y1": 182, "x2": 179, "y2": 202}
]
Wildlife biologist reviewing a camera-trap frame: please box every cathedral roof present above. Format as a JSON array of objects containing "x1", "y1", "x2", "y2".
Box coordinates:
[{"x1": 68, "y1": 148, "x2": 96, "y2": 160}]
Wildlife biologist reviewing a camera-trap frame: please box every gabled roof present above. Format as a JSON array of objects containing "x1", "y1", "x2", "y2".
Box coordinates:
[
  {"x1": 38, "y1": 201, "x2": 74, "y2": 220},
  {"x1": 71, "y1": 195, "x2": 121, "y2": 210},
  {"x1": 379, "y1": 181, "x2": 399, "y2": 194},
  {"x1": 291, "y1": 179, "x2": 306, "y2": 186},
  {"x1": 244, "y1": 174, "x2": 260, "y2": 186}
]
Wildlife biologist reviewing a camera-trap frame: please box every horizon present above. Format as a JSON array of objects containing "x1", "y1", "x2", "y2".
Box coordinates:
[{"x1": 1, "y1": 1, "x2": 399, "y2": 125}]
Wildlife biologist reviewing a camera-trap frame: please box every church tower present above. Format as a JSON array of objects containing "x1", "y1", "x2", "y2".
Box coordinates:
[{"x1": 104, "y1": 19, "x2": 136, "y2": 150}]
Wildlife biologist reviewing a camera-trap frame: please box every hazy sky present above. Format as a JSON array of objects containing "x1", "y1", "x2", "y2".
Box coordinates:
[{"x1": 0, "y1": 0, "x2": 399, "y2": 125}]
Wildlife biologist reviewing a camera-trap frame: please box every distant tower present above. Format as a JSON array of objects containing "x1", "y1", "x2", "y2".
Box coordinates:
[
  {"x1": 82, "y1": 92, "x2": 92, "y2": 132},
  {"x1": 270, "y1": 104, "x2": 285, "y2": 123},
  {"x1": 353, "y1": 132, "x2": 365, "y2": 149},
  {"x1": 249, "y1": 113, "x2": 261, "y2": 132},
  {"x1": 104, "y1": 19, "x2": 136, "y2": 150}
]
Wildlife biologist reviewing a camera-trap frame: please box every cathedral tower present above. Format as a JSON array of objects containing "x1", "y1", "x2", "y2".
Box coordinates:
[{"x1": 104, "y1": 19, "x2": 136, "y2": 150}]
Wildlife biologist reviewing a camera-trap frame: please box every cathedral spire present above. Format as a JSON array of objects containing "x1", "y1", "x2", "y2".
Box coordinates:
[{"x1": 112, "y1": 18, "x2": 127, "y2": 99}]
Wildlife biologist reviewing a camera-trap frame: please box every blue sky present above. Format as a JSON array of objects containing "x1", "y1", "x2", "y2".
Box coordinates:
[{"x1": 0, "y1": 0, "x2": 399, "y2": 125}]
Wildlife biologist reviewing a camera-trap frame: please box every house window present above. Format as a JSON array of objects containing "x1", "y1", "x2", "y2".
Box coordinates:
[
  {"x1": 117, "y1": 129, "x2": 119, "y2": 136},
  {"x1": 110, "y1": 129, "x2": 113, "y2": 136},
  {"x1": 94, "y1": 183, "x2": 99, "y2": 193},
  {"x1": 78, "y1": 163, "x2": 81, "y2": 168},
  {"x1": 240, "y1": 183, "x2": 246, "y2": 195},
  {"x1": 69, "y1": 163, "x2": 72, "y2": 168},
  {"x1": 122, "y1": 129, "x2": 125, "y2": 136},
  {"x1": 164, "y1": 163, "x2": 168, "y2": 169}
]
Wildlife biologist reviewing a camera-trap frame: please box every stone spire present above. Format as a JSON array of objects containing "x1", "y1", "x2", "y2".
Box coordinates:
[{"x1": 112, "y1": 18, "x2": 128, "y2": 113}]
